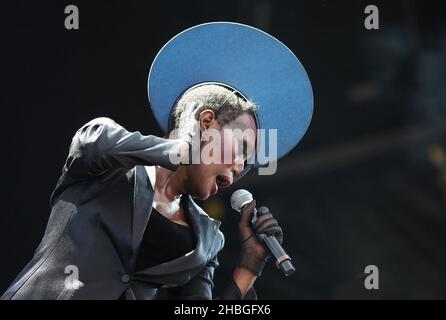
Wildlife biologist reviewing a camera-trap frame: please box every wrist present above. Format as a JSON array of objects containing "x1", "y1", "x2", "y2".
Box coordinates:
[{"x1": 237, "y1": 249, "x2": 267, "y2": 277}]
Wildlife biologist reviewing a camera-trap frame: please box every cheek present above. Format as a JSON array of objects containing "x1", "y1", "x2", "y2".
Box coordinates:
[
  {"x1": 189, "y1": 164, "x2": 217, "y2": 181},
  {"x1": 199, "y1": 137, "x2": 233, "y2": 163},
  {"x1": 220, "y1": 134, "x2": 237, "y2": 164}
]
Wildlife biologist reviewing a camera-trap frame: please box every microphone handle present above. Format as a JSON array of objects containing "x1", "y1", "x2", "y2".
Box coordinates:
[{"x1": 257, "y1": 233, "x2": 295, "y2": 277}]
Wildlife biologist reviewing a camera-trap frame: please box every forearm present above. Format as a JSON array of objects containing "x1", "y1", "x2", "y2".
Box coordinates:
[
  {"x1": 232, "y1": 267, "x2": 257, "y2": 298},
  {"x1": 69, "y1": 117, "x2": 185, "y2": 175}
]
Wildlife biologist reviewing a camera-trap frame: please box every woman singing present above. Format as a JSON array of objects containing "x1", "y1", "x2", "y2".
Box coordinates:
[{"x1": 2, "y1": 22, "x2": 313, "y2": 300}]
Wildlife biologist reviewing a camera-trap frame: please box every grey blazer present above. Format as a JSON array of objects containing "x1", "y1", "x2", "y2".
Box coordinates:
[{"x1": 1, "y1": 117, "x2": 255, "y2": 300}]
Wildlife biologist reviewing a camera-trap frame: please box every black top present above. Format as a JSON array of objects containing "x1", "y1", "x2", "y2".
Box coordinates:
[{"x1": 135, "y1": 206, "x2": 196, "y2": 271}]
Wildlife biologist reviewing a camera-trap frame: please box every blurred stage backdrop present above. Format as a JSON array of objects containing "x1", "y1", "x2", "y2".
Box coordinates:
[{"x1": 1, "y1": 0, "x2": 446, "y2": 299}]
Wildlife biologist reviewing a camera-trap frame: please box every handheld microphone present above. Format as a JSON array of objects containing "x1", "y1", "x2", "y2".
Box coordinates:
[{"x1": 230, "y1": 189, "x2": 295, "y2": 277}]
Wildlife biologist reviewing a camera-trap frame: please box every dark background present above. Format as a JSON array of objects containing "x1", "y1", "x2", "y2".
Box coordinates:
[{"x1": 1, "y1": 0, "x2": 446, "y2": 299}]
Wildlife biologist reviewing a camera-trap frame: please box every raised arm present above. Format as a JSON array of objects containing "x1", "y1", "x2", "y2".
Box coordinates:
[{"x1": 64, "y1": 117, "x2": 187, "y2": 177}]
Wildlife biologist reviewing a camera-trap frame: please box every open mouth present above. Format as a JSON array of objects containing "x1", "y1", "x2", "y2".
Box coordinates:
[
  {"x1": 211, "y1": 175, "x2": 233, "y2": 196},
  {"x1": 216, "y1": 175, "x2": 233, "y2": 189}
]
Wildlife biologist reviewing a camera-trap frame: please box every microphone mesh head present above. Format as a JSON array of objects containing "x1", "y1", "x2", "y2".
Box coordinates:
[{"x1": 230, "y1": 189, "x2": 253, "y2": 213}]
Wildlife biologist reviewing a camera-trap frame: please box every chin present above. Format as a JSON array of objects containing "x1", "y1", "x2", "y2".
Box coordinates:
[
  {"x1": 192, "y1": 192, "x2": 210, "y2": 201},
  {"x1": 189, "y1": 185, "x2": 211, "y2": 201},
  {"x1": 187, "y1": 176, "x2": 217, "y2": 200}
]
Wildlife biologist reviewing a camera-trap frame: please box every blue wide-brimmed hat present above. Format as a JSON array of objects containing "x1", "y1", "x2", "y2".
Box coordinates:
[{"x1": 148, "y1": 22, "x2": 313, "y2": 167}]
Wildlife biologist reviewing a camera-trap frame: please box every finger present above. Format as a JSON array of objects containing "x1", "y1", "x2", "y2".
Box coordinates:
[
  {"x1": 254, "y1": 216, "x2": 276, "y2": 233},
  {"x1": 257, "y1": 206, "x2": 270, "y2": 216},
  {"x1": 240, "y1": 200, "x2": 256, "y2": 225},
  {"x1": 182, "y1": 102, "x2": 201, "y2": 123},
  {"x1": 254, "y1": 214, "x2": 276, "y2": 231},
  {"x1": 253, "y1": 213, "x2": 273, "y2": 225},
  {"x1": 261, "y1": 226, "x2": 283, "y2": 244},
  {"x1": 191, "y1": 102, "x2": 203, "y2": 116},
  {"x1": 184, "y1": 101, "x2": 198, "y2": 114},
  {"x1": 262, "y1": 225, "x2": 283, "y2": 237},
  {"x1": 256, "y1": 219, "x2": 278, "y2": 234}
]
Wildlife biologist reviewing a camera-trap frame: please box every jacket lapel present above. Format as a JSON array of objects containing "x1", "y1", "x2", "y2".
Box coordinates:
[
  {"x1": 133, "y1": 195, "x2": 222, "y2": 287},
  {"x1": 131, "y1": 166, "x2": 154, "y2": 263}
]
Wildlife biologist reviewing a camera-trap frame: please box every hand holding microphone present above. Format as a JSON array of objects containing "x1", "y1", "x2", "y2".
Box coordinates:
[{"x1": 231, "y1": 189, "x2": 295, "y2": 277}]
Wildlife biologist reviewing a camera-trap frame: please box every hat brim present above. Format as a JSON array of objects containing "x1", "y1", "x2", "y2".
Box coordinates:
[{"x1": 148, "y1": 22, "x2": 313, "y2": 165}]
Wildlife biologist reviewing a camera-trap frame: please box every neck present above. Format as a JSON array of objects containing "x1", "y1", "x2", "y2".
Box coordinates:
[{"x1": 155, "y1": 166, "x2": 186, "y2": 202}]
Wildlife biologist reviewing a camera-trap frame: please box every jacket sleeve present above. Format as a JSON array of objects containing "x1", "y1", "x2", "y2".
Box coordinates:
[
  {"x1": 218, "y1": 277, "x2": 258, "y2": 300},
  {"x1": 165, "y1": 231, "x2": 258, "y2": 300},
  {"x1": 165, "y1": 256, "x2": 220, "y2": 300},
  {"x1": 164, "y1": 255, "x2": 258, "y2": 300},
  {"x1": 64, "y1": 117, "x2": 182, "y2": 177}
]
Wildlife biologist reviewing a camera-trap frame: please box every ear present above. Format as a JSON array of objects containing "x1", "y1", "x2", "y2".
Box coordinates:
[{"x1": 199, "y1": 109, "x2": 218, "y2": 131}]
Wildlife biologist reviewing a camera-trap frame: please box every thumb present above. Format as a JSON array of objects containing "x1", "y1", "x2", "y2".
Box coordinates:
[{"x1": 240, "y1": 200, "x2": 256, "y2": 226}]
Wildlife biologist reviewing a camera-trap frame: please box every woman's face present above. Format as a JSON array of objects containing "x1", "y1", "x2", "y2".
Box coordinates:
[{"x1": 181, "y1": 111, "x2": 257, "y2": 200}]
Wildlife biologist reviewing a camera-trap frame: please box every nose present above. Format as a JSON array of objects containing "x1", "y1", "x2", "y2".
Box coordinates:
[{"x1": 232, "y1": 163, "x2": 244, "y2": 179}]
